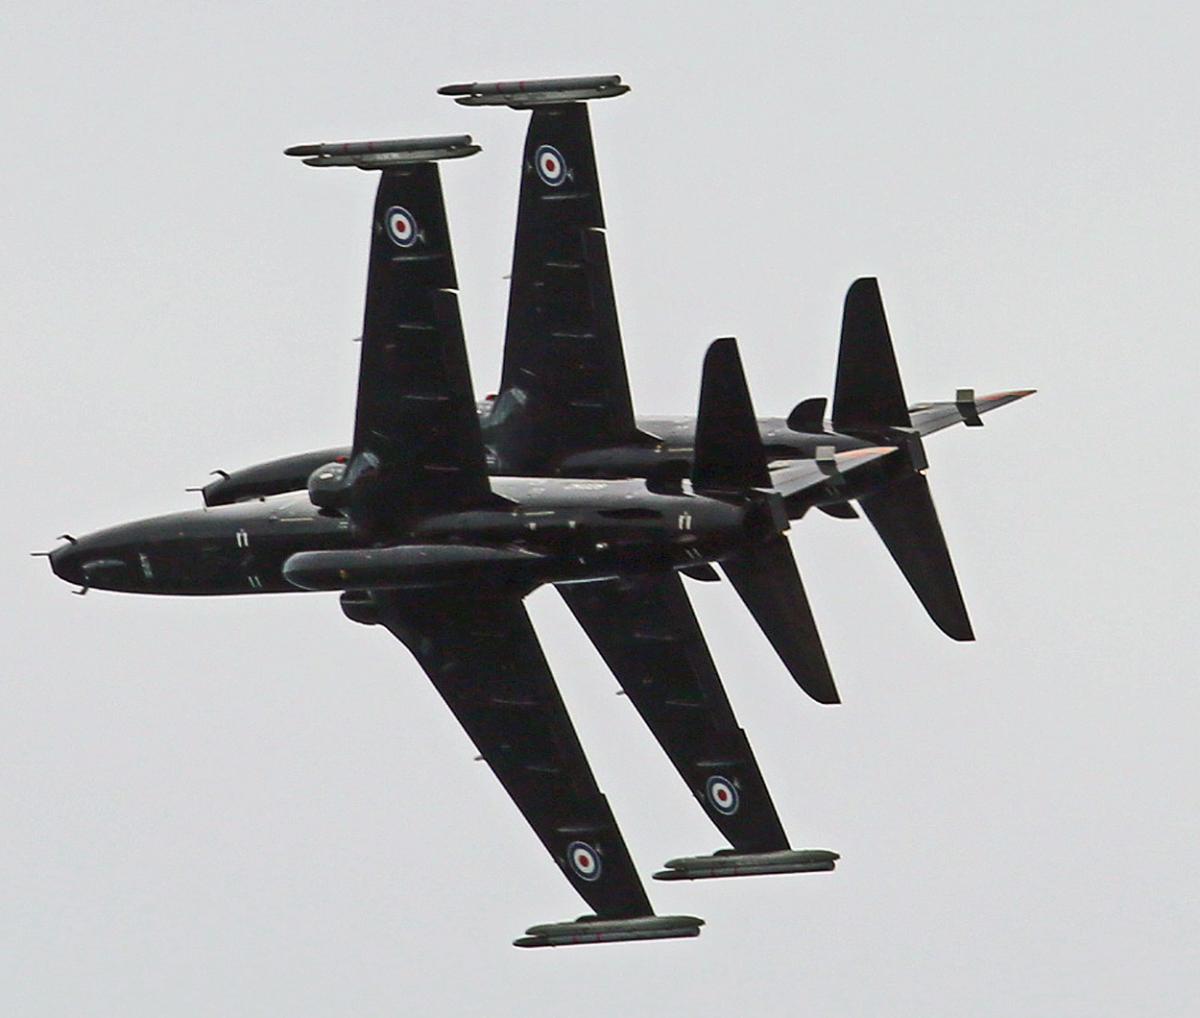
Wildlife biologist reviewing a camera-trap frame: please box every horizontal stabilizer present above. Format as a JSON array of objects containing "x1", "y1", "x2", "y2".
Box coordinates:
[
  {"x1": 720, "y1": 534, "x2": 839, "y2": 704},
  {"x1": 514, "y1": 914, "x2": 703, "y2": 948},
  {"x1": 770, "y1": 446, "x2": 895, "y2": 504},
  {"x1": 654, "y1": 849, "x2": 839, "y2": 881},
  {"x1": 907, "y1": 389, "x2": 1036, "y2": 437},
  {"x1": 858, "y1": 472, "x2": 974, "y2": 641}
]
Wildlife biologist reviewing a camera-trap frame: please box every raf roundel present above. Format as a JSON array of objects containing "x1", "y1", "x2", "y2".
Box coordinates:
[
  {"x1": 566, "y1": 840, "x2": 602, "y2": 882},
  {"x1": 534, "y1": 144, "x2": 568, "y2": 187},
  {"x1": 384, "y1": 206, "x2": 419, "y2": 248},
  {"x1": 706, "y1": 775, "x2": 740, "y2": 816}
]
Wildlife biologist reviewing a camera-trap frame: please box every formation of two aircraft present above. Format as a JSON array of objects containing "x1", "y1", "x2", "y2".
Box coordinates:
[{"x1": 44, "y1": 75, "x2": 1032, "y2": 947}]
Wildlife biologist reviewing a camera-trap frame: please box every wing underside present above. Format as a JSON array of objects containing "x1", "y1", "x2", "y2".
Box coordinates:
[
  {"x1": 374, "y1": 588, "x2": 654, "y2": 919},
  {"x1": 488, "y1": 102, "x2": 650, "y2": 471},
  {"x1": 558, "y1": 573, "x2": 790, "y2": 853},
  {"x1": 350, "y1": 163, "x2": 497, "y2": 525}
]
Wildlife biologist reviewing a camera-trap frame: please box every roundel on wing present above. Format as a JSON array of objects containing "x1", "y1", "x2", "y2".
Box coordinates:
[
  {"x1": 534, "y1": 144, "x2": 568, "y2": 187},
  {"x1": 566, "y1": 840, "x2": 602, "y2": 881},
  {"x1": 384, "y1": 206, "x2": 418, "y2": 247},
  {"x1": 706, "y1": 775, "x2": 740, "y2": 816}
]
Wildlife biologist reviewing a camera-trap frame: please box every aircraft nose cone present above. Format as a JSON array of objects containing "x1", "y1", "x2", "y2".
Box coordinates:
[
  {"x1": 48, "y1": 538, "x2": 130, "y2": 590},
  {"x1": 49, "y1": 542, "x2": 84, "y2": 586}
]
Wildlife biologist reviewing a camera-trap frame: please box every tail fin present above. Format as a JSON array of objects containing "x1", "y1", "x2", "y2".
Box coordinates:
[
  {"x1": 691, "y1": 338, "x2": 838, "y2": 704},
  {"x1": 691, "y1": 338, "x2": 771, "y2": 492},
  {"x1": 830, "y1": 277, "x2": 974, "y2": 641},
  {"x1": 832, "y1": 277, "x2": 911, "y2": 431}
]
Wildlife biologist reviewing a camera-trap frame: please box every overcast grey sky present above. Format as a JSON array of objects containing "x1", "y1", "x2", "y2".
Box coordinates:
[{"x1": 4, "y1": 3, "x2": 1197, "y2": 1015}]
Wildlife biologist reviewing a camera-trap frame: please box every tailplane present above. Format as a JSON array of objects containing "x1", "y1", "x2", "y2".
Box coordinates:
[
  {"x1": 691, "y1": 337, "x2": 771, "y2": 493},
  {"x1": 719, "y1": 536, "x2": 840, "y2": 704},
  {"x1": 830, "y1": 278, "x2": 974, "y2": 641},
  {"x1": 857, "y1": 473, "x2": 973, "y2": 641},
  {"x1": 691, "y1": 339, "x2": 847, "y2": 704}
]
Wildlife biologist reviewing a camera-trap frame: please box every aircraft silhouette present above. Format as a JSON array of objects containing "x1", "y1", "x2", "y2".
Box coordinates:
[
  {"x1": 206, "y1": 77, "x2": 1033, "y2": 648},
  {"x1": 43, "y1": 76, "x2": 1030, "y2": 947}
]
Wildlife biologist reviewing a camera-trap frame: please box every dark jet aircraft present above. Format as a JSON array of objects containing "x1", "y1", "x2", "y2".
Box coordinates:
[
  {"x1": 203, "y1": 75, "x2": 1034, "y2": 657},
  {"x1": 44, "y1": 132, "x2": 895, "y2": 946}
]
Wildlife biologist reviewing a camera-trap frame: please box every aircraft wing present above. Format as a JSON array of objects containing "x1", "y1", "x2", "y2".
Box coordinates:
[
  {"x1": 558, "y1": 573, "x2": 791, "y2": 853},
  {"x1": 489, "y1": 101, "x2": 651, "y2": 471},
  {"x1": 349, "y1": 161, "x2": 497, "y2": 525},
  {"x1": 373, "y1": 588, "x2": 655, "y2": 920}
]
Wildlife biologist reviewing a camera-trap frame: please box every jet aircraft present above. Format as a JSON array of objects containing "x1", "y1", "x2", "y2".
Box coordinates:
[
  {"x1": 42, "y1": 76, "x2": 1031, "y2": 947},
  {"x1": 44, "y1": 128, "x2": 897, "y2": 947},
  {"x1": 204, "y1": 75, "x2": 1034, "y2": 661}
]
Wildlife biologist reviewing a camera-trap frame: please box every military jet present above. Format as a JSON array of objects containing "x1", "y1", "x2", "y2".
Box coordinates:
[
  {"x1": 204, "y1": 75, "x2": 1034, "y2": 656},
  {"x1": 43, "y1": 132, "x2": 897, "y2": 946}
]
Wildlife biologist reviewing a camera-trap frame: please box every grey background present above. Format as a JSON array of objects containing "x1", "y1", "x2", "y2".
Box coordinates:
[{"x1": 4, "y1": 3, "x2": 1196, "y2": 1015}]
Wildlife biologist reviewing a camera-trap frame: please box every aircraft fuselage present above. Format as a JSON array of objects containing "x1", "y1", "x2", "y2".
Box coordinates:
[
  {"x1": 201, "y1": 414, "x2": 889, "y2": 512},
  {"x1": 50, "y1": 477, "x2": 763, "y2": 597}
]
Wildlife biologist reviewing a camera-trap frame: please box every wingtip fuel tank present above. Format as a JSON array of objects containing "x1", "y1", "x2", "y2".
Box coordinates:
[
  {"x1": 514, "y1": 913, "x2": 704, "y2": 948},
  {"x1": 654, "y1": 849, "x2": 840, "y2": 880},
  {"x1": 438, "y1": 74, "x2": 629, "y2": 107},
  {"x1": 284, "y1": 134, "x2": 480, "y2": 169}
]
